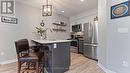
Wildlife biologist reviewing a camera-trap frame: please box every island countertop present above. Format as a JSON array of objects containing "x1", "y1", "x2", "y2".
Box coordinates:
[{"x1": 32, "y1": 39, "x2": 71, "y2": 44}]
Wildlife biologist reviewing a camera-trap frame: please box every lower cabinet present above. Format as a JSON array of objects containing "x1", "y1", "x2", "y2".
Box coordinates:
[
  {"x1": 78, "y1": 40, "x2": 84, "y2": 54},
  {"x1": 44, "y1": 42, "x2": 70, "y2": 73}
]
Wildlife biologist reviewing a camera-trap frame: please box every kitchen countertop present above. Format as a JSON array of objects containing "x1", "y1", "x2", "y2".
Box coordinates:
[{"x1": 32, "y1": 39, "x2": 71, "y2": 44}]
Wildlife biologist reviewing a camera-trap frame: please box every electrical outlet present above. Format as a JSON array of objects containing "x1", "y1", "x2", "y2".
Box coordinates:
[
  {"x1": 54, "y1": 44, "x2": 57, "y2": 48},
  {"x1": 122, "y1": 61, "x2": 129, "y2": 67}
]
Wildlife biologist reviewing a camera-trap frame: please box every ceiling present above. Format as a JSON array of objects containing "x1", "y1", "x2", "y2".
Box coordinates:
[{"x1": 17, "y1": 0, "x2": 98, "y2": 17}]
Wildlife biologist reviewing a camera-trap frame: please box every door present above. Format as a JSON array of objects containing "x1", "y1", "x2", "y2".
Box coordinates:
[
  {"x1": 83, "y1": 23, "x2": 93, "y2": 43},
  {"x1": 84, "y1": 44, "x2": 98, "y2": 60}
]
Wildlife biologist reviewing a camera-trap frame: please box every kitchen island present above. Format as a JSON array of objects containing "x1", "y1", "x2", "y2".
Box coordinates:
[{"x1": 32, "y1": 39, "x2": 71, "y2": 73}]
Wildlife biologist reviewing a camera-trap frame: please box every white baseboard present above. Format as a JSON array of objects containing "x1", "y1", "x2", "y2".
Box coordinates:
[
  {"x1": 98, "y1": 63, "x2": 116, "y2": 73},
  {"x1": 0, "y1": 59, "x2": 18, "y2": 65}
]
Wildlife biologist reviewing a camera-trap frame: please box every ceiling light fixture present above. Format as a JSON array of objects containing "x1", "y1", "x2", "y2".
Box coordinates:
[
  {"x1": 42, "y1": 0, "x2": 52, "y2": 16},
  {"x1": 80, "y1": 0, "x2": 84, "y2": 2}
]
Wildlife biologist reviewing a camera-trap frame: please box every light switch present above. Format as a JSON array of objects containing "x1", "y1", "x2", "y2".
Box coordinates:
[
  {"x1": 122, "y1": 61, "x2": 129, "y2": 67},
  {"x1": 54, "y1": 44, "x2": 57, "y2": 48},
  {"x1": 117, "y1": 28, "x2": 128, "y2": 33}
]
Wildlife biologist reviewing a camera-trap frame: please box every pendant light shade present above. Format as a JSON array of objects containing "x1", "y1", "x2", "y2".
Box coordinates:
[
  {"x1": 40, "y1": 20, "x2": 45, "y2": 26},
  {"x1": 94, "y1": 16, "x2": 98, "y2": 21},
  {"x1": 42, "y1": 0, "x2": 52, "y2": 16}
]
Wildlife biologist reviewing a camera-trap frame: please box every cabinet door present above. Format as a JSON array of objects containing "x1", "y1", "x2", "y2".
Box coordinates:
[
  {"x1": 78, "y1": 40, "x2": 84, "y2": 53},
  {"x1": 52, "y1": 43, "x2": 70, "y2": 73},
  {"x1": 44, "y1": 50, "x2": 52, "y2": 73}
]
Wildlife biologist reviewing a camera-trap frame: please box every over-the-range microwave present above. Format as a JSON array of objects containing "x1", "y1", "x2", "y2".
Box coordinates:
[{"x1": 72, "y1": 24, "x2": 82, "y2": 32}]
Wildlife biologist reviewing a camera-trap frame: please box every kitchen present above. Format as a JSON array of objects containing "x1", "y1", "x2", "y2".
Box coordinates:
[
  {"x1": 0, "y1": 0, "x2": 104, "y2": 73},
  {"x1": 70, "y1": 16, "x2": 98, "y2": 61}
]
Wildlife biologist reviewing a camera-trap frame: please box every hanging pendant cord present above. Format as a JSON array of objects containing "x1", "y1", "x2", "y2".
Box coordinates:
[
  {"x1": 46, "y1": 0, "x2": 48, "y2": 5},
  {"x1": 42, "y1": 0, "x2": 48, "y2": 5}
]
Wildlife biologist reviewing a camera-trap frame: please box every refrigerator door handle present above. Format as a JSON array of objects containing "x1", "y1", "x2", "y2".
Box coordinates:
[{"x1": 84, "y1": 44, "x2": 99, "y2": 47}]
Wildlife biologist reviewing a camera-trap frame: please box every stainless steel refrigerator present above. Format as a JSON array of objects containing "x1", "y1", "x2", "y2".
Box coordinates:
[{"x1": 83, "y1": 22, "x2": 98, "y2": 60}]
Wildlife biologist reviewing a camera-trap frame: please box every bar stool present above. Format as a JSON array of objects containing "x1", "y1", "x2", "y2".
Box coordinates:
[
  {"x1": 15, "y1": 39, "x2": 39, "y2": 73},
  {"x1": 33, "y1": 45, "x2": 49, "y2": 73}
]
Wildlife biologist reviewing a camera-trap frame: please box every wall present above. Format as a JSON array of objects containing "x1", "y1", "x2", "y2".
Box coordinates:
[
  {"x1": 98, "y1": 0, "x2": 107, "y2": 67},
  {"x1": 106, "y1": 0, "x2": 130, "y2": 73},
  {"x1": 41, "y1": 14, "x2": 70, "y2": 40},
  {"x1": 70, "y1": 8, "x2": 98, "y2": 32},
  {"x1": 0, "y1": 1, "x2": 18, "y2": 62},
  {"x1": 16, "y1": 2, "x2": 70, "y2": 41},
  {"x1": 98, "y1": 0, "x2": 130, "y2": 73},
  {"x1": 0, "y1": 2, "x2": 41, "y2": 63},
  {"x1": 0, "y1": 1, "x2": 70, "y2": 63},
  {"x1": 0, "y1": 15, "x2": 19, "y2": 62},
  {"x1": 16, "y1": 2, "x2": 41, "y2": 42}
]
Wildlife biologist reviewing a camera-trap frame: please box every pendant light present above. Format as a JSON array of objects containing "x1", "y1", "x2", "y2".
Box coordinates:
[
  {"x1": 94, "y1": 16, "x2": 98, "y2": 21},
  {"x1": 42, "y1": 0, "x2": 52, "y2": 16},
  {"x1": 40, "y1": 20, "x2": 45, "y2": 26}
]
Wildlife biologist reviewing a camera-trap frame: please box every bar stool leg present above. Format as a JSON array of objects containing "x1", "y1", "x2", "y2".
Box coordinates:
[
  {"x1": 36, "y1": 62, "x2": 39, "y2": 73},
  {"x1": 42, "y1": 57, "x2": 44, "y2": 73},
  {"x1": 18, "y1": 62, "x2": 21, "y2": 73}
]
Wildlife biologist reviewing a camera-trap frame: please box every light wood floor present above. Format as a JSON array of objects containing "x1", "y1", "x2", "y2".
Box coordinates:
[
  {"x1": 0, "y1": 53, "x2": 105, "y2": 73},
  {"x1": 65, "y1": 53, "x2": 105, "y2": 73}
]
